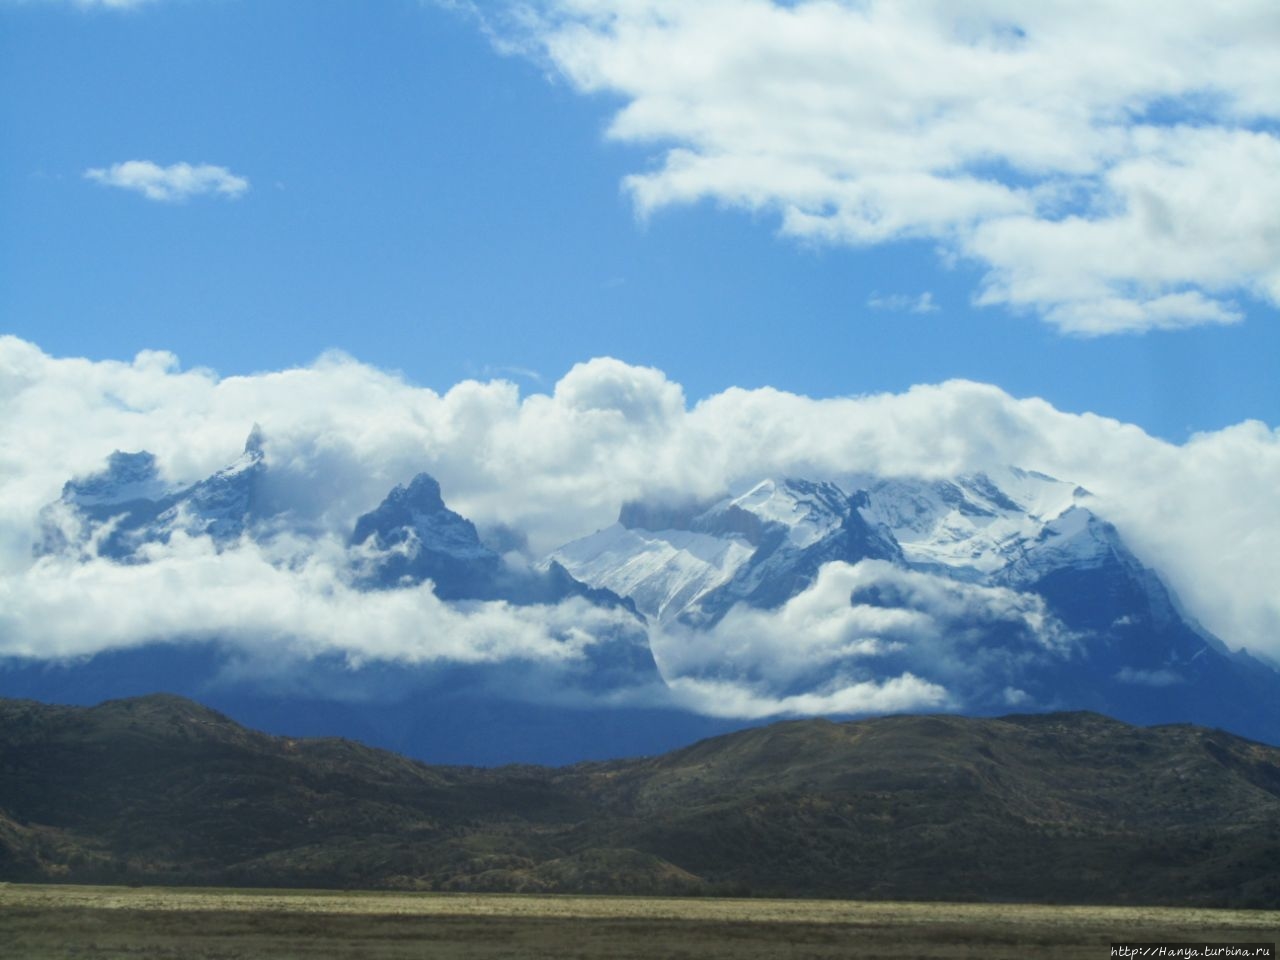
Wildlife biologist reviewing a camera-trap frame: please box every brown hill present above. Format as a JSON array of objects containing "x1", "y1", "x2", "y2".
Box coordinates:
[{"x1": 1, "y1": 695, "x2": 1277, "y2": 907}]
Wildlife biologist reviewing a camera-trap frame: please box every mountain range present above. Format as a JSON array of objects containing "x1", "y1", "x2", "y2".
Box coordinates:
[
  {"x1": 4, "y1": 430, "x2": 1278, "y2": 762},
  {"x1": 1, "y1": 694, "x2": 1277, "y2": 907}
]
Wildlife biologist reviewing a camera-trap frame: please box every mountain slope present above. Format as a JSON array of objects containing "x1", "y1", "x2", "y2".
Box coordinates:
[
  {"x1": 37, "y1": 428, "x2": 269, "y2": 560},
  {"x1": 552, "y1": 478, "x2": 900, "y2": 625},
  {"x1": 350, "y1": 472, "x2": 638, "y2": 613},
  {"x1": 1, "y1": 694, "x2": 1277, "y2": 907},
  {"x1": 22, "y1": 445, "x2": 662, "y2": 743},
  {"x1": 22, "y1": 450, "x2": 1280, "y2": 756},
  {"x1": 551, "y1": 469, "x2": 1280, "y2": 744}
]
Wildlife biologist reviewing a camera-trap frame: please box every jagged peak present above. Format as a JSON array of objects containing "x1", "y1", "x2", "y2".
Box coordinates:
[
  {"x1": 349, "y1": 472, "x2": 494, "y2": 563},
  {"x1": 717, "y1": 477, "x2": 849, "y2": 546},
  {"x1": 385, "y1": 473, "x2": 446, "y2": 513},
  {"x1": 206, "y1": 435, "x2": 267, "y2": 485},
  {"x1": 62, "y1": 450, "x2": 169, "y2": 506},
  {"x1": 243, "y1": 423, "x2": 266, "y2": 459}
]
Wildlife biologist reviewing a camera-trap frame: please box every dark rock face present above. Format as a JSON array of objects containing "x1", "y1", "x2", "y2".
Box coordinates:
[
  {"x1": 350, "y1": 473, "x2": 503, "y2": 597},
  {"x1": 350, "y1": 472, "x2": 640, "y2": 613}
]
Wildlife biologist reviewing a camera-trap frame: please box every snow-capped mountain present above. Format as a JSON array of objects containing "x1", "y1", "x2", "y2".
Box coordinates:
[
  {"x1": 32, "y1": 436, "x2": 659, "y2": 719},
  {"x1": 42, "y1": 432, "x2": 634, "y2": 617},
  {"x1": 853, "y1": 468, "x2": 1089, "y2": 582},
  {"x1": 19, "y1": 448, "x2": 1280, "y2": 758},
  {"x1": 350, "y1": 472, "x2": 504, "y2": 597},
  {"x1": 551, "y1": 478, "x2": 899, "y2": 625},
  {"x1": 350, "y1": 472, "x2": 642, "y2": 615},
  {"x1": 550, "y1": 469, "x2": 1280, "y2": 742},
  {"x1": 847, "y1": 469, "x2": 1202, "y2": 653},
  {"x1": 59, "y1": 450, "x2": 174, "y2": 508},
  {"x1": 38, "y1": 427, "x2": 269, "y2": 560},
  {"x1": 554, "y1": 468, "x2": 1154, "y2": 625}
]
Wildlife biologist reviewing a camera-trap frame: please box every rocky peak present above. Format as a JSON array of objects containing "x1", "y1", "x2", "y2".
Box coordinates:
[
  {"x1": 243, "y1": 423, "x2": 266, "y2": 459},
  {"x1": 388, "y1": 473, "x2": 446, "y2": 514},
  {"x1": 350, "y1": 473, "x2": 480, "y2": 553},
  {"x1": 61, "y1": 450, "x2": 171, "y2": 507}
]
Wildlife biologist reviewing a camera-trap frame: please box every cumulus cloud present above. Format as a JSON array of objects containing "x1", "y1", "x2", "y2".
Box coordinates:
[
  {"x1": 0, "y1": 527, "x2": 652, "y2": 708},
  {"x1": 482, "y1": 0, "x2": 1280, "y2": 335},
  {"x1": 665, "y1": 673, "x2": 949, "y2": 721},
  {"x1": 1, "y1": 337, "x2": 1279, "y2": 687},
  {"x1": 3, "y1": 539, "x2": 547, "y2": 662},
  {"x1": 85, "y1": 161, "x2": 249, "y2": 202},
  {"x1": 653, "y1": 560, "x2": 1075, "y2": 714}
]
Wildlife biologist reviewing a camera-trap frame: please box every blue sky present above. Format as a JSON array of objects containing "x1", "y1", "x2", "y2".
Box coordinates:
[{"x1": 3, "y1": 0, "x2": 1278, "y2": 442}]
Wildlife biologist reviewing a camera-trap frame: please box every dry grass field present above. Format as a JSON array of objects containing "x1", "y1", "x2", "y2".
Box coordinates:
[{"x1": 1, "y1": 884, "x2": 1276, "y2": 960}]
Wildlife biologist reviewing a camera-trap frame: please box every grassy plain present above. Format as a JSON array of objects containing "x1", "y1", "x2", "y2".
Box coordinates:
[{"x1": 1, "y1": 884, "x2": 1277, "y2": 960}]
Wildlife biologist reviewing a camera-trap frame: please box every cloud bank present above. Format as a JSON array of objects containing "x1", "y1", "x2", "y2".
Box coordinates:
[
  {"x1": 654, "y1": 559, "x2": 1074, "y2": 717},
  {"x1": 489, "y1": 0, "x2": 1280, "y2": 335},
  {"x1": 2, "y1": 535, "x2": 636, "y2": 667},
  {"x1": 85, "y1": 161, "x2": 249, "y2": 202},
  {"x1": 2, "y1": 337, "x2": 1279, "y2": 714}
]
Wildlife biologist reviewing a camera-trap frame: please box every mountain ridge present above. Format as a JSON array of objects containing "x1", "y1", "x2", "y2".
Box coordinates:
[
  {"x1": 1, "y1": 692, "x2": 1277, "y2": 907},
  {"x1": 15, "y1": 439, "x2": 1280, "y2": 759}
]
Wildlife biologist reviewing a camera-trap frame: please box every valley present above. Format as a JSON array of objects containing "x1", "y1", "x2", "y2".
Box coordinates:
[{"x1": 3, "y1": 884, "x2": 1277, "y2": 960}]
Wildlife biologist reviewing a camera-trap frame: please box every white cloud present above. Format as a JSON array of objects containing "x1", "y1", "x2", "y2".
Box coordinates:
[
  {"x1": 85, "y1": 160, "x2": 249, "y2": 203},
  {"x1": 1, "y1": 535, "x2": 587, "y2": 663},
  {"x1": 486, "y1": 0, "x2": 1280, "y2": 334},
  {"x1": 867, "y1": 292, "x2": 937, "y2": 314},
  {"x1": 968, "y1": 127, "x2": 1280, "y2": 334},
  {"x1": 0, "y1": 527, "x2": 655, "y2": 712},
  {"x1": 1, "y1": 338, "x2": 1279, "y2": 687},
  {"x1": 665, "y1": 672, "x2": 949, "y2": 720},
  {"x1": 652, "y1": 560, "x2": 1075, "y2": 712}
]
